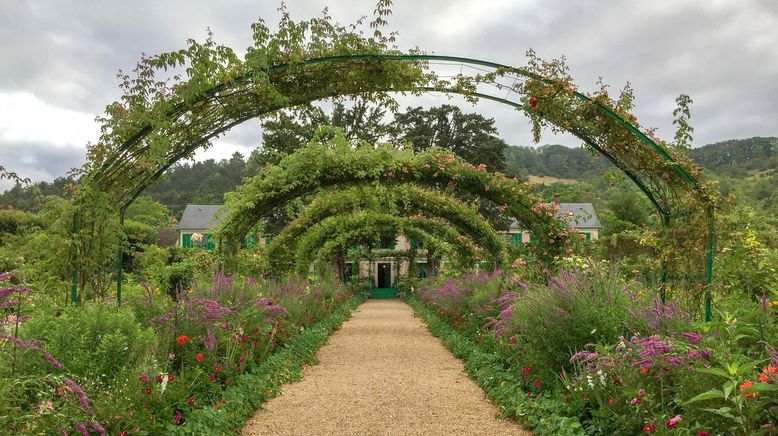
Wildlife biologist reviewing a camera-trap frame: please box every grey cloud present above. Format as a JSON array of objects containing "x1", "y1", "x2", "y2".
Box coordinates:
[
  {"x1": 1, "y1": 0, "x2": 775, "y2": 188},
  {"x1": 0, "y1": 141, "x2": 85, "y2": 191}
]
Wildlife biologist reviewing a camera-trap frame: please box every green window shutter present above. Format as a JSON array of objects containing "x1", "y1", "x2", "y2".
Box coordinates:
[
  {"x1": 513, "y1": 233, "x2": 522, "y2": 245},
  {"x1": 182, "y1": 233, "x2": 192, "y2": 248},
  {"x1": 265, "y1": 236, "x2": 272, "y2": 246},
  {"x1": 585, "y1": 232, "x2": 591, "y2": 242},
  {"x1": 410, "y1": 238, "x2": 417, "y2": 249},
  {"x1": 206, "y1": 233, "x2": 215, "y2": 250},
  {"x1": 246, "y1": 234, "x2": 257, "y2": 249}
]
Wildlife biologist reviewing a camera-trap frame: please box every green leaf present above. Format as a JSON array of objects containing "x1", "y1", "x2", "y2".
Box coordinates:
[
  {"x1": 701, "y1": 407, "x2": 735, "y2": 420},
  {"x1": 696, "y1": 367, "x2": 730, "y2": 379},
  {"x1": 723, "y1": 381, "x2": 734, "y2": 400},
  {"x1": 686, "y1": 389, "x2": 725, "y2": 404}
]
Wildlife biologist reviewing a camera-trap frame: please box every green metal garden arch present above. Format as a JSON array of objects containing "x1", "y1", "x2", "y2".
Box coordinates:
[{"x1": 81, "y1": 53, "x2": 714, "y2": 319}]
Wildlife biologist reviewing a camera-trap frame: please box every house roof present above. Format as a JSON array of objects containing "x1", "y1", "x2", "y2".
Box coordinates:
[
  {"x1": 509, "y1": 202, "x2": 602, "y2": 229},
  {"x1": 178, "y1": 205, "x2": 229, "y2": 231}
]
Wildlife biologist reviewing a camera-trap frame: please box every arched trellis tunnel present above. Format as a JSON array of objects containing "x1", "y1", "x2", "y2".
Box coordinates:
[
  {"x1": 76, "y1": 47, "x2": 715, "y2": 319},
  {"x1": 261, "y1": 184, "x2": 507, "y2": 274},
  {"x1": 293, "y1": 212, "x2": 484, "y2": 276}
]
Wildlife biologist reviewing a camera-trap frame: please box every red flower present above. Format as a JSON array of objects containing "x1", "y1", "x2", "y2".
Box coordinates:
[
  {"x1": 643, "y1": 423, "x2": 654, "y2": 433},
  {"x1": 639, "y1": 367, "x2": 649, "y2": 376},
  {"x1": 697, "y1": 433, "x2": 710, "y2": 436},
  {"x1": 251, "y1": 328, "x2": 259, "y2": 335},
  {"x1": 739, "y1": 379, "x2": 758, "y2": 399},
  {"x1": 188, "y1": 396, "x2": 196, "y2": 406},
  {"x1": 209, "y1": 374, "x2": 216, "y2": 383},
  {"x1": 195, "y1": 353, "x2": 204, "y2": 363},
  {"x1": 214, "y1": 364, "x2": 220, "y2": 373},
  {"x1": 145, "y1": 388, "x2": 152, "y2": 396},
  {"x1": 529, "y1": 96, "x2": 538, "y2": 107},
  {"x1": 176, "y1": 335, "x2": 190, "y2": 346},
  {"x1": 534, "y1": 380, "x2": 541, "y2": 389},
  {"x1": 168, "y1": 374, "x2": 174, "y2": 382},
  {"x1": 155, "y1": 374, "x2": 163, "y2": 384},
  {"x1": 564, "y1": 396, "x2": 572, "y2": 404},
  {"x1": 666, "y1": 415, "x2": 682, "y2": 429}
]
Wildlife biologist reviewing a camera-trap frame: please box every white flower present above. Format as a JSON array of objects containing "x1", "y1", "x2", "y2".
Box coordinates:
[
  {"x1": 586, "y1": 375, "x2": 595, "y2": 389},
  {"x1": 591, "y1": 328, "x2": 597, "y2": 335}
]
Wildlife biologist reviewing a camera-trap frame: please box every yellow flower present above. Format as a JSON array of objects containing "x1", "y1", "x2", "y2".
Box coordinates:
[{"x1": 770, "y1": 300, "x2": 778, "y2": 308}]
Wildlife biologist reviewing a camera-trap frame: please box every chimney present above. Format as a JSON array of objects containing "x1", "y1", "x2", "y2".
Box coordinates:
[{"x1": 552, "y1": 194, "x2": 561, "y2": 205}]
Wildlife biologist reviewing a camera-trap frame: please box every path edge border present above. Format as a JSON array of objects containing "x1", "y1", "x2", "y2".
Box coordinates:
[
  {"x1": 172, "y1": 295, "x2": 365, "y2": 434},
  {"x1": 405, "y1": 297, "x2": 586, "y2": 436}
]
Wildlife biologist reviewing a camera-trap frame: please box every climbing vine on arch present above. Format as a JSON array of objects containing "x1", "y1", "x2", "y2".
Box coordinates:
[
  {"x1": 292, "y1": 212, "x2": 482, "y2": 275},
  {"x1": 219, "y1": 134, "x2": 574, "y2": 267},
  {"x1": 256, "y1": 183, "x2": 509, "y2": 273}
]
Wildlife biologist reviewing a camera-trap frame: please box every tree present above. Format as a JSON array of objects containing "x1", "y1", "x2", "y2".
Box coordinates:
[
  {"x1": 390, "y1": 105, "x2": 507, "y2": 172},
  {"x1": 255, "y1": 100, "x2": 392, "y2": 166}
]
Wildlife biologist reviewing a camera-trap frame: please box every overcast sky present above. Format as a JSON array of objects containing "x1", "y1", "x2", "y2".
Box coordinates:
[{"x1": 1, "y1": 0, "x2": 776, "y2": 192}]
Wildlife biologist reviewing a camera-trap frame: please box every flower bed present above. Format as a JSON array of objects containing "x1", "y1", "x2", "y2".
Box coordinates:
[
  {"x1": 410, "y1": 267, "x2": 778, "y2": 435},
  {"x1": 0, "y1": 270, "x2": 360, "y2": 434}
]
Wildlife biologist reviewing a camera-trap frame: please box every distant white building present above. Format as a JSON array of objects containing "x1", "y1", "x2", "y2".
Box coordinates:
[
  {"x1": 176, "y1": 204, "x2": 228, "y2": 249},
  {"x1": 506, "y1": 201, "x2": 602, "y2": 244}
]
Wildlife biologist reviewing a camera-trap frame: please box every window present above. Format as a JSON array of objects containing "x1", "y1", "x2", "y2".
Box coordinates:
[
  {"x1": 512, "y1": 233, "x2": 522, "y2": 245},
  {"x1": 417, "y1": 262, "x2": 428, "y2": 279},
  {"x1": 343, "y1": 263, "x2": 358, "y2": 282},
  {"x1": 182, "y1": 233, "x2": 192, "y2": 248},
  {"x1": 203, "y1": 233, "x2": 215, "y2": 250},
  {"x1": 584, "y1": 232, "x2": 591, "y2": 242}
]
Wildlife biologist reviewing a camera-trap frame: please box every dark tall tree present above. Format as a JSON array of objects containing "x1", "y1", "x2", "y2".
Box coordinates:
[{"x1": 390, "y1": 105, "x2": 507, "y2": 172}]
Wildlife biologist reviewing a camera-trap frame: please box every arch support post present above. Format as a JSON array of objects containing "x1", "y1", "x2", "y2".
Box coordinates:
[
  {"x1": 70, "y1": 208, "x2": 79, "y2": 306},
  {"x1": 116, "y1": 205, "x2": 126, "y2": 306},
  {"x1": 704, "y1": 205, "x2": 715, "y2": 322},
  {"x1": 660, "y1": 213, "x2": 670, "y2": 304}
]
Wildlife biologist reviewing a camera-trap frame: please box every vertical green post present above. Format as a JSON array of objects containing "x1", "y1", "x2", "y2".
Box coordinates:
[
  {"x1": 704, "y1": 205, "x2": 715, "y2": 322},
  {"x1": 660, "y1": 213, "x2": 670, "y2": 304},
  {"x1": 117, "y1": 206, "x2": 126, "y2": 306},
  {"x1": 70, "y1": 209, "x2": 79, "y2": 306}
]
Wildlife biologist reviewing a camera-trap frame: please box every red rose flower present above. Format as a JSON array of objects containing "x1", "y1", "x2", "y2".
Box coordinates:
[
  {"x1": 214, "y1": 364, "x2": 220, "y2": 373},
  {"x1": 643, "y1": 423, "x2": 654, "y2": 433},
  {"x1": 195, "y1": 353, "x2": 204, "y2": 363},
  {"x1": 209, "y1": 374, "x2": 216, "y2": 383},
  {"x1": 168, "y1": 374, "x2": 174, "y2": 382}
]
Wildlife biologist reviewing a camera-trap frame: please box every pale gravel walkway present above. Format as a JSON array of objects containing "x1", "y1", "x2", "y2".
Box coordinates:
[{"x1": 242, "y1": 299, "x2": 529, "y2": 436}]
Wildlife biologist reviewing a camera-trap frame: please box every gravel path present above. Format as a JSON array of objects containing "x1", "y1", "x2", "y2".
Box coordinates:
[{"x1": 242, "y1": 299, "x2": 529, "y2": 435}]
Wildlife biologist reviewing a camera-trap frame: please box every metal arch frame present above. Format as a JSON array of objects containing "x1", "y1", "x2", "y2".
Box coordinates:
[
  {"x1": 263, "y1": 183, "x2": 508, "y2": 273},
  {"x1": 294, "y1": 213, "x2": 480, "y2": 274},
  {"x1": 85, "y1": 53, "x2": 713, "y2": 319}
]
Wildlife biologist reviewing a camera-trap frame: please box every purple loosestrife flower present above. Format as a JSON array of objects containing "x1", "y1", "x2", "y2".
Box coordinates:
[
  {"x1": 681, "y1": 332, "x2": 703, "y2": 344},
  {"x1": 65, "y1": 379, "x2": 91, "y2": 413},
  {"x1": 0, "y1": 334, "x2": 63, "y2": 368},
  {"x1": 75, "y1": 423, "x2": 88, "y2": 436},
  {"x1": 90, "y1": 421, "x2": 106, "y2": 436},
  {"x1": 0, "y1": 271, "x2": 18, "y2": 281},
  {"x1": 204, "y1": 328, "x2": 216, "y2": 353},
  {"x1": 762, "y1": 291, "x2": 769, "y2": 312}
]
